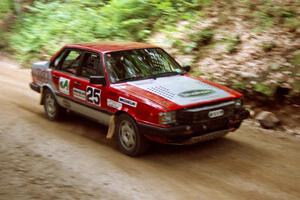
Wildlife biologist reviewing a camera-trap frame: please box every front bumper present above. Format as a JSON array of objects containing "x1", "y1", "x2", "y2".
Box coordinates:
[{"x1": 139, "y1": 107, "x2": 249, "y2": 144}]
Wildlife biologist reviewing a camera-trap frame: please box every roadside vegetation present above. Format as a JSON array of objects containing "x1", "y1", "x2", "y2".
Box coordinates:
[
  {"x1": 0, "y1": 0, "x2": 299, "y2": 102},
  {"x1": 1, "y1": 0, "x2": 210, "y2": 63}
]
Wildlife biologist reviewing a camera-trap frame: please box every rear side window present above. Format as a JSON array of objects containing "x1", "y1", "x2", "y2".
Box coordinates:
[
  {"x1": 52, "y1": 51, "x2": 66, "y2": 69},
  {"x1": 60, "y1": 50, "x2": 83, "y2": 74}
]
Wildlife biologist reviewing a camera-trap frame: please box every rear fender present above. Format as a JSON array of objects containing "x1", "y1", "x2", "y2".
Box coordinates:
[{"x1": 40, "y1": 84, "x2": 57, "y2": 105}]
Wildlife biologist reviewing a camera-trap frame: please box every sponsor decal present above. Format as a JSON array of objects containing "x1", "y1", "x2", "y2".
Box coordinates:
[
  {"x1": 107, "y1": 99, "x2": 122, "y2": 110},
  {"x1": 59, "y1": 77, "x2": 70, "y2": 95},
  {"x1": 118, "y1": 97, "x2": 137, "y2": 108},
  {"x1": 86, "y1": 86, "x2": 101, "y2": 106},
  {"x1": 73, "y1": 88, "x2": 86, "y2": 101},
  {"x1": 178, "y1": 89, "x2": 215, "y2": 98},
  {"x1": 208, "y1": 109, "x2": 224, "y2": 118}
]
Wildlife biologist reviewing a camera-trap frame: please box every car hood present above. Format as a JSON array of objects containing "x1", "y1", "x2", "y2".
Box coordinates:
[{"x1": 114, "y1": 75, "x2": 238, "y2": 110}]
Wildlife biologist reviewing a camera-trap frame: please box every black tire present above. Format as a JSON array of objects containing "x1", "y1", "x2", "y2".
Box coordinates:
[
  {"x1": 116, "y1": 114, "x2": 149, "y2": 156},
  {"x1": 43, "y1": 89, "x2": 64, "y2": 121},
  {"x1": 231, "y1": 121, "x2": 242, "y2": 130}
]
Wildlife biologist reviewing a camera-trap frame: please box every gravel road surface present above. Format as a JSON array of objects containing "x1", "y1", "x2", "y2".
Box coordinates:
[{"x1": 0, "y1": 63, "x2": 299, "y2": 200}]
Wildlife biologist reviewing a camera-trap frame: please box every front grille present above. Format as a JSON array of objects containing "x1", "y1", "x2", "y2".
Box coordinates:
[
  {"x1": 171, "y1": 117, "x2": 230, "y2": 140},
  {"x1": 204, "y1": 118, "x2": 229, "y2": 131},
  {"x1": 177, "y1": 101, "x2": 235, "y2": 125}
]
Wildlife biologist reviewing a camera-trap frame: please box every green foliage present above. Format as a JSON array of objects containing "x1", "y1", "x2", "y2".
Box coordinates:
[
  {"x1": 189, "y1": 28, "x2": 214, "y2": 46},
  {"x1": 10, "y1": 1, "x2": 100, "y2": 63},
  {"x1": 261, "y1": 41, "x2": 276, "y2": 52},
  {"x1": 254, "y1": 83, "x2": 274, "y2": 97},
  {"x1": 8, "y1": 0, "x2": 209, "y2": 64},
  {"x1": 253, "y1": 10, "x2": 274, "y2": 30},
  {"x1": 232, "y1": 81, "x2": 247, "y2": 91},
  {"x1": 172, "y1": 28, "x2": 215, "y2": 54},
  {"x1": 289, "y1": 51, "x2": 300, "y2": 68},
  {"x1": 224, "y1": 35, "x2": 241, "y2": 54},
  {"x1": 190, "y1": 69, "x2": 203, "y2": 77},
  {"x1": 251, "y1": 2, "x2": 299, "y2": 32},
  {"x1": 0, "y1": 30, "x2": 9, "y2": 48},
  {"x1": 4, "y1": 0, "x2": 297, "y2": 71},
  {"x1": 172, "y1": 39, "x2": 184, "y2": 49},
  {"x1": 183, "y1": 42, "x2": 198, "y2": 54},
  {"x1": 97, "y1": 0, "x2": 165, "y2": 40},
  {"x1": 284, "y1": 17, "x2": 300, "y2": 32},
  {"x1": 0, "y1": 0, "x2": 11, "y2": 19}
]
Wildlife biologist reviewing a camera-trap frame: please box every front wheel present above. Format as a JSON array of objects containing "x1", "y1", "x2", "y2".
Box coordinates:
[{"x1": 116, "y1": 114, "x2": 149, "y2": 156}]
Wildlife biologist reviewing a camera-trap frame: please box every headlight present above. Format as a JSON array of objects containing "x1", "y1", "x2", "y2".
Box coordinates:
[
  {"x1": 158, "y1": 111, "x2": 176, "y2": 125},
  {"x1": 235, "y1": 99, "x2": 243, "y2": 108}
]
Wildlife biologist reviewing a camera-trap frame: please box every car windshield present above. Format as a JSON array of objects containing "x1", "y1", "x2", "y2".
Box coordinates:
[{"x1": 105, "y1": 48, "x2": 184, "y2": 83}]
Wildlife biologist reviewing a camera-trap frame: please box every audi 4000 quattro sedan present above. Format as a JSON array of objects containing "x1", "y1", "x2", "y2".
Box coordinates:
[{"x1": 30, "y1": 42, "x2": 249, "y2": 156}]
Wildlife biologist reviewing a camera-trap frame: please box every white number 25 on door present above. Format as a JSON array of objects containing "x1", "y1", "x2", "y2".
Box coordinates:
[{"x1": 86, "y1": 86, "x2": 101, "y2": 106}]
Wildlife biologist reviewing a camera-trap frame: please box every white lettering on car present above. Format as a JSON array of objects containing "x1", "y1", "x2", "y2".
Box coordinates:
[
  {"x1": 107, "y1": 99, "x2": 122, "y2": 110},
  {"x1": 118, "y1": 97, "x2": 137, "y2": 108},
  {"x1": 72, "y1": 88, "x2": 86, "y2": 101}
]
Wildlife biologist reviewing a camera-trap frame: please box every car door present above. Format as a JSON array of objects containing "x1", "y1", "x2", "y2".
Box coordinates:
[
  {"x1": 71, "y1": 51, "x2": 106, "y2": 111},
  {"x1": 51, "y1": 48, "x2": 84, "y2": 98}
]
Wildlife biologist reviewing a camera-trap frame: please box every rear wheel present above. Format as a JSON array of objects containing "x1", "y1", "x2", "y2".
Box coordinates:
[
  {"x1": 116, "y1": 114, "x2": 149, "y2": 156},
  {"x1": 43, "y1": 89, "x2": 64, "y2": 120}
]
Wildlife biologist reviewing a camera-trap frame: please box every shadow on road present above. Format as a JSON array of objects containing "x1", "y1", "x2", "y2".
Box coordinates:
[
  {"x1": 59, "y1": 112, "x2": 266, "y2": 163},
  {"x1": 16, "y1": 102, "x2": 266, "y2": 167}
]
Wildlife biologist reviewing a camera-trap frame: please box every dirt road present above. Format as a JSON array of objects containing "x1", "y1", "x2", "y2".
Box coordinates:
[{"x1": 0, "y1": 63, "x2": 299, "y2": 200}]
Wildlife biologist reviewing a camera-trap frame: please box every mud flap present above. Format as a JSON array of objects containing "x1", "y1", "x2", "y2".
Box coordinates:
[
  {"x1": 39, "y1": 87, "x2": 44, "y2": 105},
  {"x1": 106, "y1": 115, "x2": 116, "y2": 139}
]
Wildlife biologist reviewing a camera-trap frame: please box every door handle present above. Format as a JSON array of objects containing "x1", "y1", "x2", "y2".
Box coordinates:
[{"x1": 74, "y1": 81, "x2": 81, "y2": 86}]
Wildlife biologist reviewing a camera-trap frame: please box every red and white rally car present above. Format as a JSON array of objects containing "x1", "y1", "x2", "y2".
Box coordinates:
[{"x1": 30, "y1": 42, "x2": 249, "y2": 156}]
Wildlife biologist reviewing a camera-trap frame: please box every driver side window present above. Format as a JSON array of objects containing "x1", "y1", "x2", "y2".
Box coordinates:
[
  {"x1": 60, "y1": 50, "x2": 82, "y2": 74},
  {"x1": 79, "y1": 52, "x2": 100, "y2": 78}
]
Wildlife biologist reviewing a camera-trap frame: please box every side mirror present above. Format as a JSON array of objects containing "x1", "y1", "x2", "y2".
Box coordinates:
[
  {"x1": 182, "y1": 65, "x2": 191, "y2": 72},
  {"x1": 89, "y1": 76, "x2": 106, "y2": 86}
]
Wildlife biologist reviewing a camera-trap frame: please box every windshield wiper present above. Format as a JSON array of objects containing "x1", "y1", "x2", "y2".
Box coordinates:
[
  {"x1": 115, "y1": 76, "x2": 145, "y2": 83},
  {"x1": 115, "y1": 71, "x2": 184, "y2": 83},
  {"x1": 152, "y1": 71, "x2": 184, "y2": 78}
]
